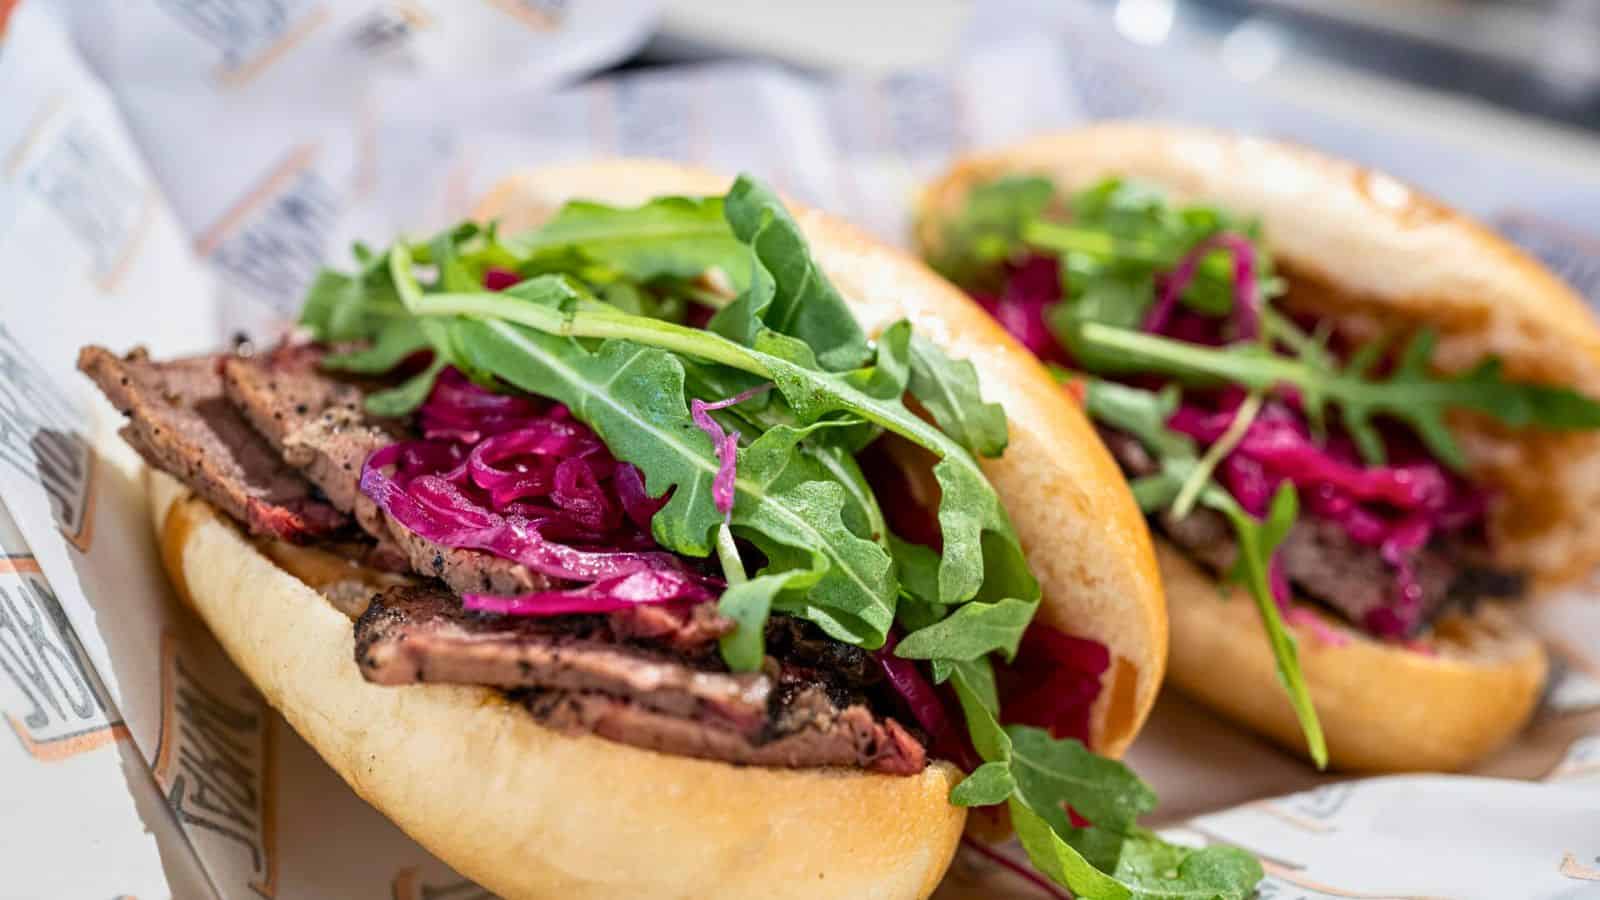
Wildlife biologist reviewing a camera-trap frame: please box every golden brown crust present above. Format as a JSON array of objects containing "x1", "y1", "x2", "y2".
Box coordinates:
[
  {"x1": 1158, "y1": 539, "x2": 1547, "y2": 772},
  {"x1": 477, "y1": 161, "x2": 1167, "y2": 756},
  {"x1": 150, "y1": 469, "x2": 966, "y2": 900},
  {"x1": 916, "y1": 124, "x2": 1574, "y2": 770},
  {"x1": 916, "y1": 122, "x2": 1600, "y2": 584}
]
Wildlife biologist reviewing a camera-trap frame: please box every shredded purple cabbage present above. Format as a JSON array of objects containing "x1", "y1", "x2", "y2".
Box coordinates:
[
  {"x1": 974, "y1": 256, "x2": 1070, "y2": 364},
  {"x1": 874, "y1": 633, "x2": 978, "y2": 771},
  {"x1": 1142, "y1": 233, "x2": 1260, "y2": 340},
  {"x1": 688, "y1": 384, "x2": 772, "y2": 521},
  {"x1": 462, "y1": 569, "x2": 715, "y2": 615},
  {"x1": 360, "y1": 368, "x2": 715, "y2": 615},
  {"x1": 998, "y1": 625, "x2": 1109, "y2": 744}
]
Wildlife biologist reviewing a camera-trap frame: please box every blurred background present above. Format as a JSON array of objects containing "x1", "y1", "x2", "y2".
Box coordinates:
[{"x1": 641, "y1": 0, "x2": 1600, "y2": 168}]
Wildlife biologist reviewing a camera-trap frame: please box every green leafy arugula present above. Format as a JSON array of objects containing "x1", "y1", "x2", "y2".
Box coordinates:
[
  {"x1": 926, "y1": 175, "x2": 1055, "y2": 289},
  {"x1": 931, "y1": 176, "x2": 1283, "y2": 322},
  {"x1": 940, "y1": 656, "x2": 1262, "y2": 899},
  {"x1": 1071, "y1": 321, "x2": 1600, "y2": 469}
]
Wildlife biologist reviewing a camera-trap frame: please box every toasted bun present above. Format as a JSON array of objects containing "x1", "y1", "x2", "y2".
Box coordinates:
[
  {"x1": 150, "y1": 470, "x2": 966, "y2": 900},
  {"x1": 1160, "y1": 542, "x2": 1546, "y2": 771},
  {"x1": 142, "y1": 160, "x2": 1169, "y2": 899},
  {"x1": 916, "y1": 124, "x2": 1584, "y2": 770}
]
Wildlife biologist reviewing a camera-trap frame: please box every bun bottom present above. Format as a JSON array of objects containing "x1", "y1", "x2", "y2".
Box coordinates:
[
  {"x1": 146, "y1": 469, "x2": 966, "y2": 900},
  {"x1": 1158, "y1": 539, "x2": 1548, "y2": 772}
]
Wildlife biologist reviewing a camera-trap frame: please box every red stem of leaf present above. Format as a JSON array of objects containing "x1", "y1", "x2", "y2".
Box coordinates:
[{"x1": 959, "y1": 837, "x2": 1072, "y2": 900}]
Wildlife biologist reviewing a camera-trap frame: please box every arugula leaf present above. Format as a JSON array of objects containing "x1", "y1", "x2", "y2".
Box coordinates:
[
  {"x1": 736, "y1": 424, "x2": 897, "y2": 644},
  {"x1": 366, "y1": 356, "x2": 447, "y2": 417},
  {"x1": 504, "y1": 195, "x2": 747, "y2": 286},
  {"x1": 1201, "y1": 482, "x2": 1325, "y2": 767},
  {"x1": 323, "y1": 317, "x2": 429, "y2": 374},
  {"x1": 1082, "y1": 378, "x2": 1188, "y2": 459},
  {"x1": 928, "y1": 175, "x2": 1055, "y2": 287},
  {"x1": 949, "y1": 761, "x2": 1016, "y2": 806},
  {"x1": 947, "y1": 657, "x2": 1011, "y2": 758},
  {"x1": 721, "y1": 175, "x2": 871, "y2": 370},
  {"x1": 1112, "y1": 832, "x2": 1264, "y2": 900},
  {"x1": 936, "y1": 656, "x2": 1000, "y2": 712},
  {"x1": 944, "y1": 657, "x2": 1261, "y2": 900},
  {"x1": 1074, "y1": 322, "x2": 1600, "y2": 469},
  {"x1": 894, "y1": 597, "x2": 1038, "y2": 662},
  {"x1": 718, "y1": 570, "x2": 809, "y2": 672},
  {"x1": 1011, "y1": 798, "x2": 1133, "y2": 900},
  {"x1": 907, "y1": 333, "x2": 1009, "y2": 458},
  {"x1": 1008, "y1": 726, "x2": 1156, "y2": 836},
  {"x1": 1020, "y1": 178, "x2": 1283, "y2": 325},
  {"x1": 889, "y1": 534, "x2": 943, "y2": 605}
]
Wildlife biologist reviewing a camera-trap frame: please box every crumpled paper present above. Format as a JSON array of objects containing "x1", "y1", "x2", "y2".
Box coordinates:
[{"x1": 1, "y1": 1, "x2": 1597, "y2": 897}]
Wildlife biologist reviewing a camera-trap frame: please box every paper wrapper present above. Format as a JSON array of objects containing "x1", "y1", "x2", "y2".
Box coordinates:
[{"x1": 1, "y1": 2, "x2": 1597, "y2": 897}]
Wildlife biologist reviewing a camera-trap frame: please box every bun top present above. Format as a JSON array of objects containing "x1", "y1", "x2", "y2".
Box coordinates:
[
  {"x1": 475, "y1": 160, "x2": 1167, "y2": 757},
  {"x1": 917, "y1": 123, "x2": 1600, "y2": 583}
]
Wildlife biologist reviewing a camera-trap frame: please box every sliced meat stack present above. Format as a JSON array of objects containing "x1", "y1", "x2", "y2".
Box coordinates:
[{"x1": 79, "y1": 342, "x2": 927, "y2": 774}]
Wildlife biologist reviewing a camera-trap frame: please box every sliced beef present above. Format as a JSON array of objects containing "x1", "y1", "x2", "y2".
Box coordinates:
[
  {"x1": 358, "y1": 584, "x2": 923, "y2": 774},
  {"x1": 221, "y1": 348, "x2": 364, "y2": 449},
  {"x1": 78, "y1": 346, "x2": 347, "y2": 541},
  {"x1": 356, "y1": 585, "x2": 769, "y2": 733},
  {"x1": 520, "y1": 686, "x2": 924, "y2": 775},
  {"x1": 223, "y1": 352, "x2": 562, "y2": 598},
  {"x1": 610, "y1": 602, "x2": 735, "y2": 654},
  {"x1": 223, "y1": 354, "x2": 385, "y2": 534},
  {"x1": 1096, "y1": 423, "x2": 1522, "y2": 636},
  {"x1": 764, "y1": 614, "x2": 876, "y2": 691}
]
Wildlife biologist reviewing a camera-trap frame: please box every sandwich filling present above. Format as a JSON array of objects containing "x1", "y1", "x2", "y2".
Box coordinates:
[
  {"x1": 81, "y1": 175, "x2": 1264, "y2": 898},
  {"x1": 931, "y1": 175, "x2": 1600, "y2": 763}
]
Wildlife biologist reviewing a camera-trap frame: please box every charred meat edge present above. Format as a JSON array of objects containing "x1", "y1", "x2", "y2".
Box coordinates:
[{"x1": 77, "y1": 346, "x2": 346, "y2": 541}]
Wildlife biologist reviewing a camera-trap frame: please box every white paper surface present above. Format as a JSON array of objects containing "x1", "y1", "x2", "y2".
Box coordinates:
[{"x1": 2, "y1": 2, "x2": 1598, "y2": 897}]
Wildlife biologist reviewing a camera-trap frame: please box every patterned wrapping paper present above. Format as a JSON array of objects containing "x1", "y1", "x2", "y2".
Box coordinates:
[{"x1": 0, "y1": 1, "x2": 1597, "y2": 897}]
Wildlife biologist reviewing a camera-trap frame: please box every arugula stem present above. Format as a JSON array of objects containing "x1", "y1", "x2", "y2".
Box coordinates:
[
  {"x1": 417, "y1": 291, "x2": 977, "y2": 481},
  {"x1": 1023, "y1": 221, "x2": 1233, "y2": 282},
  {"x1": 418, "y1": 292, "x2": 774, "y2": 376},
  {"x1": 1171, "y1": 390, "x2": 1262, "y2": 520},
  {"x1": 1076, "y1": 322, "x2": 1304, "y2": 389},
  {"x1": 715, "y1": 522, "x2": 747, "y2": 586},
  {"x1": 1207, "y1": 492, "x2": 1328, "y2": 768}
]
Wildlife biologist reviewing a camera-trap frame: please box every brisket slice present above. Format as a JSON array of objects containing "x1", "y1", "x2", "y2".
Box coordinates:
[
  {"x1": 358, "y1": 584, "x2": 923, "y2": 774},
  {"x1": 521, "y1": 687, "x2": 924, "y2": 775},
  {"x1": 356, "y1": 585, "x2": 768, "y2": 734},
  {"x1": 77, "y1": 346, "x2": 347, "y2": 541},
  {"x1": 1096, "y1": 424, "x2": 1523, "y2": 636}
]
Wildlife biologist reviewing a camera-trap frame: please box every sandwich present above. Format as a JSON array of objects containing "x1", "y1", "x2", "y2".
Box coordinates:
[
  {"x1": 79, "y1": 162, "x2": 1261, "y2": 899},
  {"x1": 916, "y1": 124, "x2": 1600, "y2": 772}
]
